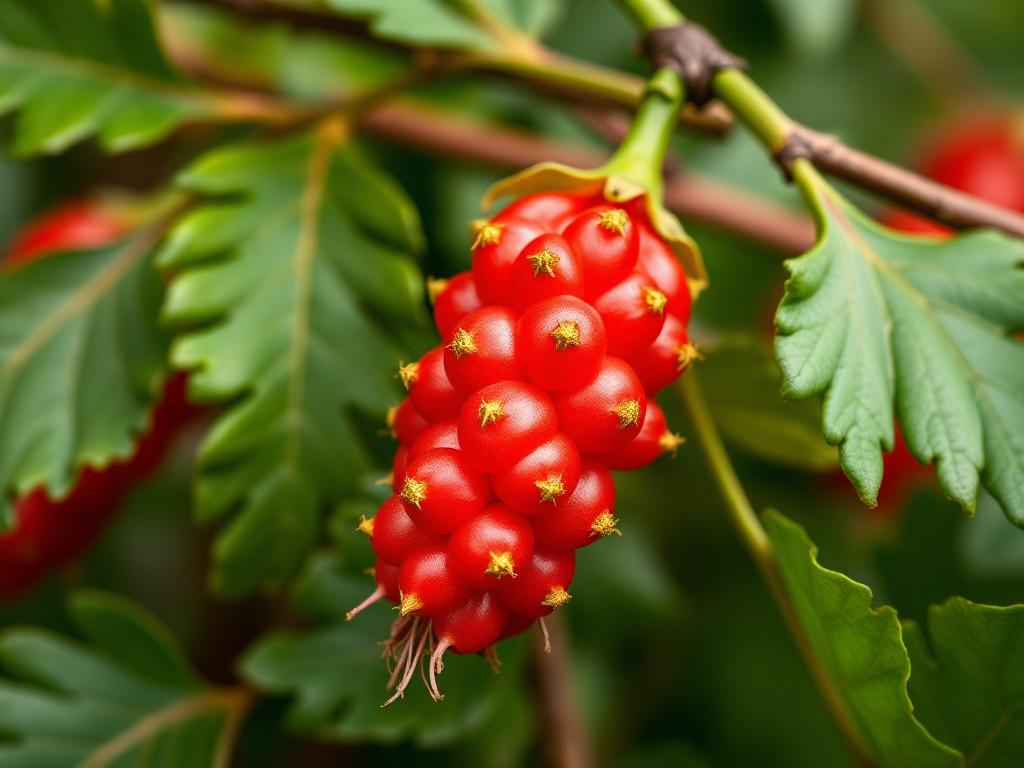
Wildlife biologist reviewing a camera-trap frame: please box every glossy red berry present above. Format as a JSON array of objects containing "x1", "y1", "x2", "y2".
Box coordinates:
[
  {"x1": 391, "y1": 447, "x2": 408, "y2": 486},
  {"x1": 7, "y1": 201, "x2": 126, "y2": 267},
  {"x1": 407, "y1": 421, "x2": 460, "y2": 464},
  {"x1": 433, "y1": 592, "x2": 509, "y2": 654},
  {"x1": 553, "y1": 357, "x2": 646, "y2": 453},
  {"x1": 594, "y1": 272, "x2": 668, "y2": 358},
  {"x1": 498, "y1": 549, "x2": 576, "y2": 620},
  {"x1": 399, "y1": 448, "x2": 491, "y2": 535},
  {"x1": 491, "y1": 433, "x2": 581, "y2": 516},
  {"x1": 602, "y1": 401, "x2": 682, "y2": 471},
  {"x1": 397, "y1": 546, "x2": 473, "y2": 617},
  {"x1": 471, "y1": 218, "x2": 547, "y2": 304},
  {"x1": 448, "y1": 504, "x2": 534, "y2": 590},
  {"x1": 457, "y1": 380, "x2": 558, "y2": 473},
  {"x1": 507, "y1": 233, "x2": 585, "y2": 312},
  {"x1": 390, "y1": 399, "x2": 429, "y2": 447},
  {"x1": 375, "y1": 561, "x2": 401, "y2": 603},
  {"x1": 533, "y1": 460, "x2": 617, "y2": 551},
  {"x1": 562, "y1": 205, "x2": 639, "y2": 298},
  {"x1": 443, "y1": 305, "x2": 523, "y2": 396},
  {"x1": 405, "y1": 346, "x2": 461, "y2": 422},
  {"x1": 370, "y1": 495, "x2": 443, "y2": 566},
  {"x1": 431, "y1": 272, "x2": 483, "y2": 339},
  {"x1": 628, "y1": 314, "x2": 696, "y2": 395},
  {"x1": 517, "y1": 295, "x2": 607, "y2": 391},
  {"x1": 636, "y1": 221, "x2": 692, "y2": 323},
  {"x1": 496, "y1": 190, "x2": 597, "y2": 231}
]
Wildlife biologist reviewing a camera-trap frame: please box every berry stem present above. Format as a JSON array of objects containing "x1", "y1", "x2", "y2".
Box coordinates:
[
  {"x1": 600, "y1": 68, "x2": 684, "y2": 204},
  {"x1": 678, "y1": 374, "x2": 873, "y2": 768},
  {"x1": 533, "y1": 612, "x2": 591, "y2": 768}
]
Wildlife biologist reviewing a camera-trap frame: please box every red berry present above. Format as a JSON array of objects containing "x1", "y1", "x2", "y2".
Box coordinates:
[
  {"x1": 881, "y1": 210, "x2": 951, "y2": 237},
  {"x1": 397, "y1": 546, "x2": 473, "y2": 617},
  {"x1": 594, "y1": 272, "x2": 667, "y2": 358},
  {"x1": 399, "y1": 448, "x2": 491, "y2": 535},
  {"x1": 431, "y1": 272, "x2": 483, "y2": 339},
  {"x1": 471, "y1": 218, "x2": 547, "y2": 304},
  {"x1": 533, "y1": 460, "x2": 618, "y2": 550},
  {"x1": 405, "y1": 347, "x2": 461, "y2": 422},
  {"x1": 433, "y1": 592, "x2": 509, "y2": 654},
  {"x1": 517, "y1": 295, "x2": 606, "y2": 391},
  {"x1": 390, "y1": 399, "x2": 429, "y2": 447},
  {"x1": 602, "y1": 401, "x2": 682, "y2": 471},
  {"x1": 553, "y1": 357, "x2": 647, "y2": 453},
  {"x1": 628, "y1": 315, "x2": 696, "y2": 395},
  {"x1": 562, "y1": 205, "x2": 639, "y2": 298},
  {"x1": 370, "y1": 495, "x2": 443, "y2": 566},
  {"x1": 376, "y1": 561, "x2": 401, "y2": 603},
  {"x1": 507, "y1": 233, "x2": 585, "y2": 312},
  {"x1": 407, "y1": 421, "x2": 460, "y2": 465},
  {"x1": 498, "y1": 612, "x2": 535, "y2": 640},
  {"x1": 496, "y1": 191, "x2": 597, "y2": 231},
  {"x1": 457, "y1": 380, "x2": 558, "y2": 473},
  {"x1": 443, "y1": 305, "x2": 523, "y2": 396},
  {"x1": 6, "y1": 201, "x2": 126, "y2": 267},
  {"x1": 636, "y1": 222, "x2": 692, "y2": 323},
  {"x1": 491, "y1": 433, "x2": 582, "y2": 516},
  {"x1": 498, "y1": 549, "x2": 575, "y2": 620},
  {"x1": 392, "y1": 446, "x2": 408, "y2": 485},
  {"x1": 448, "y1": 504, "x2": 534, "y2": 590}
]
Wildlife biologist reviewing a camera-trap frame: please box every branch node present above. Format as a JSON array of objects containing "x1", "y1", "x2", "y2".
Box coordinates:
[
  {"x1": 773, "y1": 131, "x2": 815, "y2": 182},
  {"x1": 642, "y1": 21, "x2": 747, "y2": 106}
]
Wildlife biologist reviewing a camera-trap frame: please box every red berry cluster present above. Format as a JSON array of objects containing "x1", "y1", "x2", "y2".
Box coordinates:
[{"x1": 348, "y1": 190, "x2": 697, "y2": 704}]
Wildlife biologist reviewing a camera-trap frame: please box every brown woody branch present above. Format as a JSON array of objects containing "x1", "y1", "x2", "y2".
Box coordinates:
[{"x1": 533, "y1": 614, "x2": 592, "y2": 768}]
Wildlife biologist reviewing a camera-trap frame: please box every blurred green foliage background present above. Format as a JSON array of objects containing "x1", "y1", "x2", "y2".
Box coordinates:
[{"x1": 1, "y1": 0, "x2": 1022, "y2": 765}]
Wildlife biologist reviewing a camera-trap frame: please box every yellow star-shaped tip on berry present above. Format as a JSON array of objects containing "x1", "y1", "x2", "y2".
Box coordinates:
[
  {"x1": 550, "y1": 320, "x2": 582, "y2": 350},
  {"x1": 400, "y1": 476, "x2": 427, "y2": 508},
  {"x1": 535, "y1": 474, "x2": 566, "y2": 504},
  {"x1": 590, "y1": 511, "x2": 621, "y2": 538},
  {"x1": 598, "y1": 208, "x2": 629, "y2": 234},
  {"x1": 397, "y1": 361, "x2": 419, "y2": 390},
  {"x1": 485, "y1": 551, "x2": 517, "y2": 578},
  {"x1": 612, "y1": 399, "x2": 641, "y2": 429},
  {"x1": 471, "y1": 219, "x2": 503, "y2": 249},
  {"x1": 357, "y1": 515, "x2": 375, "y2": 537},
  {"x1": 447, "y1": 327, "x2": 477, "y2": 359},
  {"x1": 526, "y1": 249, "x2": 560, "y2": 278},
  {"x1": 642, "y1": 286, "x2": 668, "y2": 316},
  {"x1": 478, "y1": 398, "x2": 506, "y2": 428},
  {"x1": 659, "y1": 431, "x2": 685, "y2": 457},
  {"x1": 426, "y1": 276, "x2": 448, "y2": 304},
  {"x1": 675, "y1": 342, "x2": 703, "y2": 371},
  {"x1": 542, "y1": 585, "x2": 572, "y2": 608},
  {"x1": 398, "y1": 591, "x2": 425, "y2": 616}
]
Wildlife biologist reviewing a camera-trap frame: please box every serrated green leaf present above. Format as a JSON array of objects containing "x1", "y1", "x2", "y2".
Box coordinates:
[
  {"x1": 700, "y1": 335, "x2": 838, "y2": 472},
  {"x1": 0, "y1": 225, "x2": 169, "y2": 527},
  {"x1": 765, "y1": 510, "x2": 961, "y2": 767},
  {"x1": 903, "y1": 598, "x2": 1024, "y2": 766},
  {"x1": 776, "y1": 161, "x2": 1024, "y2": 525},
  {"x1": 160, "y1": 125, "x2": 426, "y2": 595},
  {"x1": 241, "y1": 553, "x2": 526, "y2": 745},
  {"x1": 0, "y1": 590, "x2": 250, "y2": 766}
]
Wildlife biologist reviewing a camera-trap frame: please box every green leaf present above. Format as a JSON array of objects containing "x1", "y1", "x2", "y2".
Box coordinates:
[
  {"x1": 776, "y1": 161, "x2": 1024, "y2": 525},
  {"x1": 764, "y1": 510, "x2": 961, "y2": 767},
  {"x1": 0, "y1": 0, "x2": 235, "y2": 155},
  {"x1": 700, "y1": 335, "x2": 838, "y2": 472},
  {"x1": 0, "y1": 590, "x2": 250, "y2": 766},
  {"x1": 324, "y1": 0, "x2": 561, "y2": 50},
  {"x1": 0, "y1": 224, "x2": 169, "y2": 526},
  {"x1": 904, "y1": 598, "x2": 1024, "y2": 766},
  {"x1": 160, "y1": 125, "x2": 426, "y2": 595},
  {"x1": 960, "y1": 491, "x2": 1024, "y2": 580},
  {"x1": 241, "y1": 553, "x2": 526, "y2": 745}
]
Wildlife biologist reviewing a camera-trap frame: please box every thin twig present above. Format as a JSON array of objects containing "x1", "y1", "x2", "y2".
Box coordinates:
[
  {"x1": 361, "y1": 101, "x2": 815, "y2": 253},
  {"x1": 533, "y1": 613, "x2": 591, "y2": 768}
]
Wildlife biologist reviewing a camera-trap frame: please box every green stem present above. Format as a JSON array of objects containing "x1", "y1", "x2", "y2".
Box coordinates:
[
  {"x1": 614, "y1": 0, "x2": 684, "y2": 28},
  {"x1": 600, "y1": 67, "x2": 684, "y2": 201},
  {"x1": 679, "y1": 374, "x2": 873, "y2": 768}
]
